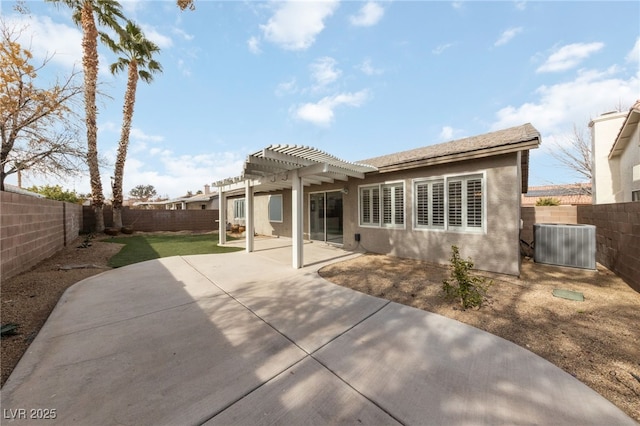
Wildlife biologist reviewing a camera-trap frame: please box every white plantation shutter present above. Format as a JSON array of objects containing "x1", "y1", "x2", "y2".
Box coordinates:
[
  {"x1": 448, "y1": 180, "x2": 462, "y2": 227},
  {"x1": 433, "y1": 182, "x2": 445, "y2": 227},
  {"x1": 383, "y1": 186, "x2": 392, "y2": 224},
  {"x1": 372, "y1": 187, "x2": 380, "y2": 223},
  {"x1": 361, "y1": 188, "x2": 371, "y2": 224},
  {"x1": 416, "y1": 183, "x2": 429, "y2": 225},
  {"x1": 467, "y1": 178, "x2": 482, "y2": 228}
]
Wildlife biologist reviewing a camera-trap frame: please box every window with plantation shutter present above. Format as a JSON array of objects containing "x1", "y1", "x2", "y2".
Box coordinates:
[
  {"x1": 414, "y1": 180, "x2": 444, "y2": 229},
  {"x1": 359, "y1": 182, "x2": 404, "y2": 228},
  {"x1": 359, "y1": 186, "x2": 380, "y2": 226},
  {"x1": 414, "y1": 174, "x2": 484, "y2": 233}
]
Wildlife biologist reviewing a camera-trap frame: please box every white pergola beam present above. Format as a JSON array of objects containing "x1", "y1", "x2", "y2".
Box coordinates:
[{"x1": 261, "y1": 148, "x2": 316, "y2": 166}]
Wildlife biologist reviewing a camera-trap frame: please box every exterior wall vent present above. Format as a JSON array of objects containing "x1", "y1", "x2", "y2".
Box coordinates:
[{"x1": 534, "y1": 223, "x2": 596, "y2": 270}]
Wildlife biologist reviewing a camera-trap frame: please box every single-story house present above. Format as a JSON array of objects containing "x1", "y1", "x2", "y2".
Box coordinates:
[
  {"x1": 133, "y1": 185, "x2": 219, "y2": 210},
  {"x1": 215, "y1": 123, "x2": 541, "y2": 276}
]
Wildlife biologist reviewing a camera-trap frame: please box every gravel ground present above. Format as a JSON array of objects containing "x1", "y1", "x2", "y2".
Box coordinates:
[{"x1": 2, "y1": 237, "x2": 639, "y2": 422}]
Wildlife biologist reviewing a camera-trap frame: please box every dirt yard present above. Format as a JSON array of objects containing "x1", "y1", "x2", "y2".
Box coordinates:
[{"x1": 2, "y1": 237, "x2": 639, "y2": 422}]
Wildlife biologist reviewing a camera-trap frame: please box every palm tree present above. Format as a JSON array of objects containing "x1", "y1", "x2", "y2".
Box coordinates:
[
  {"x1": 103, "y1": 21, "x2": 162, "y2": 229},
  {"x1": 46, "y1": 0, "x2": 124, "y2": 232}
]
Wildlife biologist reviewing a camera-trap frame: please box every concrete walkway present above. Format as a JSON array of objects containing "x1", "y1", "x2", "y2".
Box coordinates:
[{"x1": 1, "y1": 238, "x2": 636, "y2": 425}]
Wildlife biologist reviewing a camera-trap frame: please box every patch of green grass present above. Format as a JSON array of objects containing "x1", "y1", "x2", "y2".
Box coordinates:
[{"x1": 107, "y1": 234, "x2": 242, "y2": 268}]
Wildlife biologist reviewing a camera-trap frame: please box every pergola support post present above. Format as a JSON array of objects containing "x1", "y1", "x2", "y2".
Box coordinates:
[
  {"x1": 245, "y1": 180, "x2": 254, "y2": 253},
  {"x1": 291, "y1": 169, "x2": 303, "y2": 268},
  {"x1": 218, "y1": 190, "x2": 226, "y2": 245}
]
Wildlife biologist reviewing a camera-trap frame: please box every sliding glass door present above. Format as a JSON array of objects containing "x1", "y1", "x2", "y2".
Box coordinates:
[{"x1": 309, "y1": 191, "x2": 343, "y2": 244}]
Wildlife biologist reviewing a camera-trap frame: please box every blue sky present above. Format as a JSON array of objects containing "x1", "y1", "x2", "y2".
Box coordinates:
[{"x1": 3, "y1": 0, "x2": 639, "y2": 199}]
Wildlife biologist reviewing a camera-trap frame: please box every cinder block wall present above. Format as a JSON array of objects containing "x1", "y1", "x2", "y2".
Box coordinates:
[
  {"x1": 1, "y1": 191, "x2": 82, "y2": 282},
  {"x1": 578, "y1": 202, "x2": 640, "y2": 292},
  {"x1": 82, "y1": 206, "x2": 219, "y2": 233},
  {"x1": 520, "y1": 206, "x2": 578, "y2": 245}
]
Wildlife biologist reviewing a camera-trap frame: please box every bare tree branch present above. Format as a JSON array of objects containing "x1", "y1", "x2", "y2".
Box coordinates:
[
  {"x1": 548, "y1": 124, "x2": 592, "y2": 193},
  {"x1": 1, "y1": 20, "x2": 85, "y2": 191}
]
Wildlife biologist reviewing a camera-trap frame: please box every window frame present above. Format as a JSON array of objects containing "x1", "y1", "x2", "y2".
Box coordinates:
[
  {"x1": 358, "y1": 181, "x2": 405, "y2": 229},
  {"x1": 413, "y1": 173, "x2": 486, "y2": 234},
  {"x1": 233, "y1": 198, "x2": 245, "y2": 220},
  {"x1": 413, "y1": 179, "x2": 445, "y2": 230},
  {"x1": 268, "y1": 194, "x2": 283, "y2": 223}
]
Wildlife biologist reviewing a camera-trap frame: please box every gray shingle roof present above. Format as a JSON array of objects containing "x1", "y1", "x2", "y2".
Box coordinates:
[{"x1": 360, "y1": 123, "x2": 540, "y2": 170}]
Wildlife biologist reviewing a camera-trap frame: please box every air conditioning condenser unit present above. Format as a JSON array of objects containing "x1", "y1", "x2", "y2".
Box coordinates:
[{"x1": 533, "y1": 223, "x2": 596, "y2": 270}]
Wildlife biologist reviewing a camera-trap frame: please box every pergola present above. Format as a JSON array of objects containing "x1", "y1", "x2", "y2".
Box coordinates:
[{"x1": 215, "y1": 145, "x2": 377, "y2": 268}]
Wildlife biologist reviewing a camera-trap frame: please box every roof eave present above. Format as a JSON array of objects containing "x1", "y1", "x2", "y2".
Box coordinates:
[
  {"x1": 608, "y1": 106, "x2": 640, "y2": 159},
  {"x1": 374, "y1": 138, "x2": 541, "y2": 173}
]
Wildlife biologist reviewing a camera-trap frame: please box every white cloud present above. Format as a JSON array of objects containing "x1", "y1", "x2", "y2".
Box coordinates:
[
  {"x1": 432, "y1": 43, "x2": 454, "y2": 55},
  {"x1": 626, "y1": 37, "x2": 640, "y2": 63},
  {"x1": 247, "y1": 36, "x2": 261, "y2": 54},
  {"x1": 536, "y1": 42, "x2": 604, "y2": 73},
  {"x1": 358, "y1": 58, "x2": 383, "y2": 76},
  {"x1": 172, "y1": 27, "x2": 194, "y2": 42},
  {"x1": 140, "y1": 24, "x2": 173, "y2": 49},
  {"x1": 452, "y1": 2, "x2": 464, "y2": 10},
  {"x1": 130, "y1": 128, "x2": 164, "y2": 143},
  {"x1": 439, "y1": 126, "x2": 463, "y2": 141},
  {"x1": 349, "y1": 2, "x2": 384, "y2": 27},
  {"x1": 292, "y1": 90, "x2": 370, "y2": 126},
  {"x1": 6, "y1": 15, "x2": 83, "y2": 70},
  {"x1": 515, "y1": 1, "x2": 527, "y2": 11},
  {"x1": 494, "y1": 27, "x2": 523, "y2": 47},
  {"x1": 491, "y1": 66, "x2": 639, "y2": 135},
  {"x1": 177, "y1": 59, "x2": 191, "y2": 77},
  {"x1": 275, "y1": 78, "x2": 298, "y2": 97},
  {"x1": 310, "y1": 56, "x2": 341, "y2": 89},
  {"x1": 117, "y1": 149, "x2": 246, "y2": 199},
  {"x1": 260, "y1": 0, "x2": 339, "y2": 51}
]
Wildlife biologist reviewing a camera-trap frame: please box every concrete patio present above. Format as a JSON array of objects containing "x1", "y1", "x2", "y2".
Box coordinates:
[{"x1": 1, "y1": 238, "x2": 636, "y2": 425}]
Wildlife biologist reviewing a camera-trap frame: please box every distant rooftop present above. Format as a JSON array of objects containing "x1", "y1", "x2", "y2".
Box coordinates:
[{"x1": 522, "y1": 183, "x2": 592, "y2": 206}]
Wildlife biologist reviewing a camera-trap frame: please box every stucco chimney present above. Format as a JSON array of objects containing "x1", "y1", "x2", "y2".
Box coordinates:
[
  {"x1": 204, "y1": 184, "x2": 210, "y2": 195},
  {"x1": 589, "y1": 110, "x2": 626, "y2": 204}
]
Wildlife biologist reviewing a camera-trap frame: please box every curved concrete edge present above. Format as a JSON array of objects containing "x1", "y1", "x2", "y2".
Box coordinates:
[{"x1": 1, "y1": 248, "x2": 637, "y2": 425}]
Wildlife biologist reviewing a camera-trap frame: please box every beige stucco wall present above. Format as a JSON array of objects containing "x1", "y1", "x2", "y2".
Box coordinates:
[
  {"x1": 338, "y1": 153, "x2": 521, "y2": 276},
  {"x1": 252, "y1": 191, "x2": 292, "y2": 238},
  {"x1": 228, "y1": 152, "x2": 523, "y2": 276},
  {"x1": 590, "y1": 111, "x2": 626, "y2": 204},
  {"x1": 186, "y1": 198, "x2": 219, "y2": 210}
]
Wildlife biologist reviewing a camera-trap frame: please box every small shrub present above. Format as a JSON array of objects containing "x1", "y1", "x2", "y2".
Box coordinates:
[
  {"x1": 536, "y1": 197, "x2": 561, "y2": 206},
  {"x1": 442, "y1": 245, "x2": 492, "y2": 309}
]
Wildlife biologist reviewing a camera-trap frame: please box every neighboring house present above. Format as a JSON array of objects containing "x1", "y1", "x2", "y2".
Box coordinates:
[
  {"x1": 216, "y1": 123, "x2": 541, "y2": 276},
  {"x1": 133, "y1": 185, "x2": 219, "y2": 210},
  {"x1": 184, "y1": 185, "x2": 219, "y2": 210},
  {"x1": 521, "y1": 183, "x2": 592, "y2": 206},
  {"x1": 591, "y1": 100, "x2": 640, "y2": 204}
]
